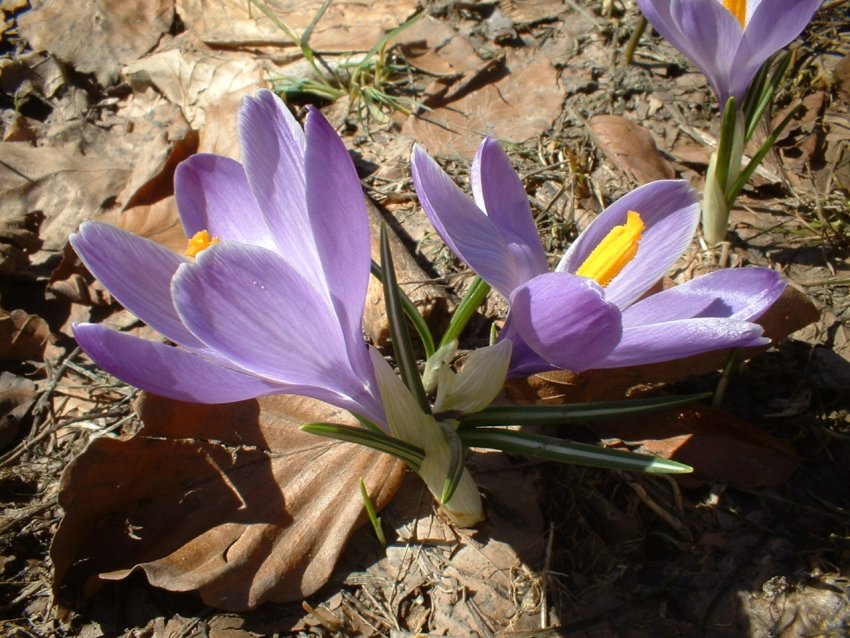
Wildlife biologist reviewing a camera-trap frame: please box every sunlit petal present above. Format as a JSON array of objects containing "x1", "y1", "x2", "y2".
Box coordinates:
[
  {"x1": 411, "y1": 144, "x2": 523, "y2": 298},
  {"x1": 70, "y1": 222, "x2": 207, "y2": 351},
  {"x1": 175, "y1": 154, "x2": 275, "y2": 250},
  {"x1": 558, "y1": 180, "x2": 699, "y2": 309},
  {"x1": 506, "y1": 272, "x2": 623, "y2": 372},
  {"x1": 621, "y1": 267, "x2": 785, "y2": 327},
  {"x1": 597, "y1": 318, "x2": 768, "y2": 368},
  {"x1": 471, "y1": 137, "x2": 548, "y2": 281}
]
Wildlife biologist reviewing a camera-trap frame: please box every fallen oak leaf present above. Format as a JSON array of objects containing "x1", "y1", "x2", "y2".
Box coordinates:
[
  {"x1": 0, "y1": 309, "x2": 53, "y2": 361},
  {"x1": 51, "y1": 393, "x2": 405, "y2": 611},
  {"x1": 588, "y1": 115, "x2": 676, "y2": 185},
  {"x1": 18, "y1": 0, "x2": 173, "y2": 86},
  {"x1": 404, "y1": 48, "x2": 563, "y2": 156},
  {"x1": 586, "y1": 403, "x2": 797, "y2": 488}
]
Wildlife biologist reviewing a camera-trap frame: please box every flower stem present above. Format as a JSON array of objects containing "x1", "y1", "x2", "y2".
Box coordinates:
[{"x1": 440, "y1": 276, "x2": 491, "y2": 348}]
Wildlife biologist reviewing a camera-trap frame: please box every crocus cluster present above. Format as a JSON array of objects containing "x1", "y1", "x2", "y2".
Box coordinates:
[
  {"x1": 411, "y1": 137, "x2": 785, "y2": 377},
  {"x1": 73, "y1": 89, "x2": 788, "y2": 529}
]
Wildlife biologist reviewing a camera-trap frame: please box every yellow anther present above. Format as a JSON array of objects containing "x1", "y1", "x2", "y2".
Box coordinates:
[
  {"x1": 185, "y1": 229, "x2": 219, "y2": 258},
  {"x1": 723, "y1": 0, "x2": 747, "y2": 28},
  {"x1": 575, "y1": 211, "x2": 645, "y2": 287}
]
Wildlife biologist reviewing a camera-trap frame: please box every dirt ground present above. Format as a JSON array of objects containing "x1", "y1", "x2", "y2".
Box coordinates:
[{"x1": 1, "y1": 0, "x2": 849, "y2": 636}]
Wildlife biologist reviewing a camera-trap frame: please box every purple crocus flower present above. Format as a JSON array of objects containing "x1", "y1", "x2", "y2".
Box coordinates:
[
  {"x1": 411, "y1": 137, "x2": 786, "y2": 377},
  {"x1": 637, "y1": 0, "x2": 822, "y2": 104},
  {"x1": 71, "y1": 90, "x2": 386, "y2": 427}
]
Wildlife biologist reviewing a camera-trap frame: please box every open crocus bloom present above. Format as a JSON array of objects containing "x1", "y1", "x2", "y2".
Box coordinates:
[
  {"x1": 71, "y1": 90, "x2": 386, "y2": 427},
  {"x1": 636, "y1": 0, "x2": 822, "y2": 104},
  {"x1": 411, "y1": 137, "x2": 786, "y2": 377}
]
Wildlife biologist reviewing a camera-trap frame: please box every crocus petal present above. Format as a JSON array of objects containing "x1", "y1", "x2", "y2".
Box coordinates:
[
  {"x1": 557, "y1": 180, "x2": 699, "y2": 309},
  {"x1": 731, "y1": 0, "x2": 823, "y2": 103},
  {"x1": 621, "y1": 267, "x2": 785, "y2": 328},
  {"x1": 175, "y1": 154, "x2": 275, "y2": 250},
  {"x1": 239, "y1": 90, "x2": 324, "y2": 286},
  {"x1": 670, "y1": 0, "x2": 744, "y2": 102},
  {"x1": 638, "y1": 0, "x2": 743, "y2": 102},
  {"x1": 597, "y1": 317, "x2": 768, "y2": 368},
  {"x1": 172, "y1": 242, "x2": 380, "y2": 419},
  {"x1": 303, "y1": 107, "x2": 370, "y2": 352},
  {"x1": 505, "y1": 272, "x2": 623, "y2": 372},
  {"x1": 70, "y1": 222, "x2": 208, "y2": 352},
  {"x1": 411, "y1": 144, "x2": 523, "y2": 298},
  {"x1": 73, "y1": 323, "x2": 281, "y2": 403},
  {"x1": 471, "y1": 137, "x2": 549, "y2": 281}
]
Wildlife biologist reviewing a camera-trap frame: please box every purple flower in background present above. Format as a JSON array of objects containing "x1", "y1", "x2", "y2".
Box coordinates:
[
  {"x1": 411, "y1": 137, "x2": 785, "y2": 377},
  {"x1": 71, "y1": 90, "x2": 386, "y2": 427},
  {"x1": 636, "y1": 0, "x2": 822, "y2": 104}
]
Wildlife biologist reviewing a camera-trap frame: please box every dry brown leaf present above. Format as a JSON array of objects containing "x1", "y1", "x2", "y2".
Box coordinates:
[
  {"x1": 0, "y1": 308, "x2": 52, "y2": 361},
  {"x1": 106, "y1": 196, "x2": 187, "y2": 253},
  {"x1": 835, "y1": 52, "x2": 850, "y2": 106},
  {"x1": 392, "y1": 16, "x2": 481, "y2": 77},
  {"x1": 0, "y1": 210, "x2": 43, "y2": 276},
  {"x1": 18, "y1": 0, "x2": 174, "y2": 86},
  {"x1": 0, "y1": 372, "x2": 37, "y2": 451},
  {"x1": 0, "y1": 142, "x2": 131, "y2": 253},
  {"x1": 586, "y1": 404, "x2": 797, "y2": 488},
  {"x1": 51, "y1": 393, "x2": 406, "y2": 611},
  {"x1": 404, "y1": 48, "x2": 564, "y2": 156},
  {"x1": 124, "y1": 44, "x2": 270, "y2": 129},
  {"x1": 177, "y1": 0, "x2": 418, "y2": 52},
  {"x1": 45, "y1": 242, "x2": 110, "y2": 307},
  {"x1": 589, "y1": 114, "x2": 676, "y2": 184},
  {"x1": 500, "y1": 0, "x2": 572, "y2": 23},
  {"x1": 118, "y1": 101, "x2": 199, "y2": 210},
  {"x1": 0, "y1": 50, "x2": 65, "y2": 105}
]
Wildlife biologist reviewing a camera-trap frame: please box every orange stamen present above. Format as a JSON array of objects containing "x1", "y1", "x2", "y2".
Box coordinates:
[
  {"x1": 185, "y1": 229, "x2": 219, "y2": 258},
  {"x1": 723, "y1": 0, "x2": 747, "y2": 28},
  {"x1": 575, "y1": 211, "x2": 645, "y2": 287}
]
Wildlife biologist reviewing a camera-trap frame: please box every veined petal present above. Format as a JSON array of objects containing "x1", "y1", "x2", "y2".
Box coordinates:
[
  {"x1": 73, "y1": 324, "x2": 281, "y2": 403},
  {"x1": 175, "y1": 154, "x2": 275, "y2": 250},
  {"x1": 411, "y1": 144, "x2": 522, "y2": 298},
  {"x1": 621, "y1": 267, "x2": 785, "y2": 328},
  {"x1": 506, "y1": 272, "x2": 622, "y2": 372},
  {"x1": 74, "y1": 324, "x2": 384, "y2": 422},
  {"x1": 638, "y1": 0, "x2": 744, "y2": 102},
  {"x1": 70, "y1": 222, "x2": 207, "y2": 351},
  {"x1": 557, "y1": 180, "x2": 699, "y2": 310},
  {"x1": 239, "y1": 90, "x2": 324, "y2": 286},
  {"x1": 172, "y1": 243, "x2": 379, "y2": 418},
  {"x1": 731, "y1": 0, "x2": 823, "y2": 103},
  {"x1": 303, "y1": 107, "x2": 371, "y2": 353},
  {"x1": 471, "y1": 137, "x2": 548, "y2": 281},
  {"x1": 597, "y1": 317, "x2": 768, "y2": 368},
  {"x1": 502, "y1": 333, "x2": 554, "y2": 378}
]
